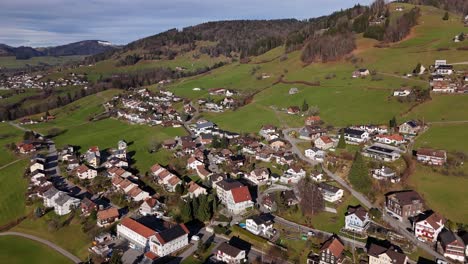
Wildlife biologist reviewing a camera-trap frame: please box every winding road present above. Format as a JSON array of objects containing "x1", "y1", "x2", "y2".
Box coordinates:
[{"x1": 0, "y1": 232, "x2": 82, "y2": 263}]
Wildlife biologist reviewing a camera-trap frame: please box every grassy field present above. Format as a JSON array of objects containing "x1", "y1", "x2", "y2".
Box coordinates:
[
  {"x1": 409, "y1": 164, "x2": 468, "y2": 223},
  {"x1": 0, "y1": 159, "x2": 29, "y2": 227},
  {"x1": 0, "y1": 235, "x2": 73, "y2": 264},
  {"x1": 0, "y1": 56, "x2": 83, "y2": 69},
  {"x1": 415, "y1": 123, "x2": 468, "y2": 152},
  {"x1": 27, "y1": 90, "x2": 186, "y2": 173},
  {"x1": 0, "y1": 123, "x2": 25, "y2": 167},
  {"x1": 13, "y1": 212, "x2": 91, "y2": 260}
]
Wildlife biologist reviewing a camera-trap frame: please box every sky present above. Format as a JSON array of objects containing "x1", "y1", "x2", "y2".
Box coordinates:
[{"x1": 0, "y1": 0, "x2": 373, "y2": 47}]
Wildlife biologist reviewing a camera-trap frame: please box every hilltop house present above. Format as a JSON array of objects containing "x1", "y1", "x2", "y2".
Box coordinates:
[
  {"x1": 367, "y1": 243, "x2": 408, "y2": 264},
  {"x1": 416, "y1": 148, "x2": 447, "y2": 166},
  {"x1": 385, "y1": 191, "x2": 423, "y2": 221},
  {"x1": 287, "y1": 106, "x2": 300, "y2": 115},
  {"x1": 305, "y1": 115, "x2": 321, "y2": 125},
  {"x1": 215, "y1": 179, "x2": 254, "y2": 214},
  {"x1": 345, "y1": 205, "x2": 370, "y2": 233},
  {"x1": 319, "y1": 183, "x2": 344, "y2": 203},
  {"x1": 413, "y1": 211, "x2": 445, "y2": 243}
]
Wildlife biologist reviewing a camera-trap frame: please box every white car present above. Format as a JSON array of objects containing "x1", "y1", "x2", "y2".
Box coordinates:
[{"x1": 191, "y1": 235, "x2": 200, "y2": 241}]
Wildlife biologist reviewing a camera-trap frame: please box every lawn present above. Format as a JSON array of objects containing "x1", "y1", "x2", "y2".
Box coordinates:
[
  {"x1": 0, "y1": 159, "x2": 29, "y2": 227},
  {"x1": 415, "y1": 123, "x2": 468, "y2": 152},
  {"x1": 0, "y1": 235, "x2": 73, "y2": 264},
  {"x1": 405, "y1": 95, "x2": 468, "y2": 123},
  {"x1": 0, "y1": 56, "x2": 83, "y2": 69},
  {"x1": 409, "y1": 164, "x2": 468, "y2": 223},
  {"x1": 13, "y1": 212, "x2": 91, "y2": 260},
  {"x1": 0, "y1": 123, "x2": 25, "y2": 167}
]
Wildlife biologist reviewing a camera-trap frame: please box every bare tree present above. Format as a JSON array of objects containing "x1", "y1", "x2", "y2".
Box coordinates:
[{"x1": 298, "y1": 177, "x2": 324, "y2": 215}]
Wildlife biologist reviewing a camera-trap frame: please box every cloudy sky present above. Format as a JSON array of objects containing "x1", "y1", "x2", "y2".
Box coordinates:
[{"x1": 1, "y1": 0, "x2": 373, "y2": 47}]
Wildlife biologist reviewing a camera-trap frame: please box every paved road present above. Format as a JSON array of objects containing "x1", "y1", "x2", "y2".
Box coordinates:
[
  {"x1": 281, "y1": 128, "x2": 446, "y2": 260},
  {"x1": 0, "y1": 232, "x2": 82, "y2": 263}
]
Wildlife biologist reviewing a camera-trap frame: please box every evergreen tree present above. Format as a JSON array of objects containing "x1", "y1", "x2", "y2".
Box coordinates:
[
  {"x1": 389, "y1": 116, "x2": 397, "y2": 130},
  {"x1": 175, "y1": 184, "x2": 184, "y2": 195},
  {"x1": 109, "y1": 251, "x2": 123, "y2": 264},
  {"x1": 348, "y1": 152, "x2": 372, "y2": 195},
  {"x1": 180, "y1": 201, "x2": 192, "y2": 223},
  {"x1": 191, "y1": 198, "x2": 199, "y2": 220},
  {"x1": 301, "y1": 99, "x2": 309, "y2": 112},
  {"x1": 197, "y1": 195, "x2": 211, "y2": 222},
  {"x1": 337, "y1": 130, "x2": 346, "y2": 149},
  {"x1": 458, "y1": 33, "x2": 465, "y2": 41}
]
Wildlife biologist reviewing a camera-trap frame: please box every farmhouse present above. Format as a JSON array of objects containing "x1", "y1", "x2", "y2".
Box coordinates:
[
  {"x1": 287, "y1": 106, "x2": 300, "y2": 115},
  {"x1": 416, "y1": 148, "x2": 447, "y2": 166},
  {"x1": 362, "y1": 143, "x2": 401, "y2": 162},
  {"x1": 345, "y1": 205, "x2": 370, "y2": 233},
  {"x1": 319, "y1": 183, "x2": 343, "y2": 203},
  {"x1": 435, "y1": 64, "x2": 453, "y2": 75},
  {"x1": 431, "y1": 80, "x2": 458, "y2": 93},
  {"x1": 305, "y1": 115, "x2": 321, "y2": 125},
  {"x1": 413, "y1": 211, "x2": 445, "y2": 243},
  {"x1": 352, "y1": 68, "x2": 370, "y2": 78},
  {"x1": 385, "y1": 191, "x2": 424, "y2": 221}
]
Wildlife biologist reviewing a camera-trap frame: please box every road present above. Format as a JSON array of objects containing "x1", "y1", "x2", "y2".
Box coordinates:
[
  {"x1": 281, "y1": 128, "x2": 446, "y2": 260},
  {"x1": 0, "y1": 232, "x2": 82, "y2": 263}
]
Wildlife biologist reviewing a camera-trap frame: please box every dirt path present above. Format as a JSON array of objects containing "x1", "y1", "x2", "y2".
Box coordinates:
[
  {"x1": 0, "y1": 158, "x2": 26, "y2": 171},
  {"x1": 0, "y1": 232, "x2": 82, "y2": 263}
]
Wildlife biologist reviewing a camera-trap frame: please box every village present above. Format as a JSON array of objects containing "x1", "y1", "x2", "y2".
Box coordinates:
[
  {"x1": 12, "y1": 93, "x2": 467, "y2": 264},
  {"x1": 0, "y1": 72, "x2": 88, "y2": 90}
]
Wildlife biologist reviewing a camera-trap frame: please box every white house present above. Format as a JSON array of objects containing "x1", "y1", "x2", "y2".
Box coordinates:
[
  {"x1": 149, "y1": 224, "x2": 189, "y2": 257},
  {"x1": 54, "y1": 193, "x2": 80, "y2": 216},
  {"x1": 435, "y1": 64, "x2": 453, "y2": 75},
  {"x1": 393, "y1": 89, "x2": 411, "y2": 97},
  {"x1": 439, "y1": 229, "x2": 466, "y2": 262},
  {"x1": 343, "y1": 128, "x2": 369, "y2": 144},
  {"x1": 345, "y1": 206, "x2": 370, "y2": 233},
  {"x1": 186, "y1": 156, "x2": 203, "y2": 170},
  {"x1": 30, "y1": 162, "x2": 45, "y2": 173},
  {"x1": 184, "y1": 181, "x2": 207, "y2": 198},
  {"x1": 246, "y1": 214, "x2": 274, "y2": 238},
  {"x1": 318, "y1": 183, "x2": 344, "y2": 203},
  {"x1": 42, "y1": 187, "x2": 62, "y2": 208},
  {"x1": 374, "y1": 134, "x2": 405, "y2": 145},
  {"x1": 246, "y1": 168, "x2": 270, "y2": 185},
  {"x1": 216, "y1": 242, "x2": 247, "y2": 264},
  {"x1": 372, "y1": 166, "x2": 398, "y2": 182},
  {"x1": 413, "y1": 212, "x2": 445, "y2": 243},
  {"x1": 368, "y1": 243, "x2": 408, "y2": 264},
  {"x1": 75, "y1": 164, "x2": 97, "y2": 180},
  {"x1": 281, "y1": 165, "x2": 306, "y2": 184},
  {"x1": 305, "y1": 148, "x2": 326, "y2": 162},
  {"x1": 416, "y1": 148, "x2": 447, "y2": 166},
  {"x1": 139, "y1": 198, "x2": 164, "y2": 217},
  {"x1": 215, "y1": 179, "x2": 254, "y2": 214},
  {"x1": 362, "y1": 143, "x2": 401, "y2": 162}
]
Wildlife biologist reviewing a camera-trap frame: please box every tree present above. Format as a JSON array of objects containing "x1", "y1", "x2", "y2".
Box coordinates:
[
  {"x1": 175, "y1": 184, "x2": 185, "y2": 195},
  {"x1": 301, "y1": 99, "x2": 309, "y2": 112},
  {"x1": 297, "y1": 177, "x2": 324, "y2": 215},
  {"x1": 23, "y1": 131, "x2": 35, "y2": 141},
  {"x1": 109, "y1": 251, "x2": 123, "y2": 264},
  {"x1": 348, "y1": 152, "x2": 372, "y2": 196},
  {"x1": 191, "y1": 197, "x2": 199, "y2": 219},
  {"x1": 179, "y1": 201, "x2": 192, "y2": 223},
  {"x1": 442, "y1": 11, "x2": 449, "y2": 20},
  {"x1": 196, "y1": 195, "x2": 211, "y2": 222},
  {"x1": 459, "y1": 32, "x2": 465, "y2": 41},
  {"x1": 337, "y1": 130, "x2": 346, "y2": 149},
  {"x1": 389, "y1": 116, "x2": 397, "y2": 130}
]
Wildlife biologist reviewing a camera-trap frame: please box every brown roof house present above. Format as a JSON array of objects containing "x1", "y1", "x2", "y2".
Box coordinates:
[
  {"x1": 385, "y1": 191, "x2": 423, "y2": 221},
  {"x1": 367, "y1": 243, "x2": 408, "y2": 264},
  {"x1": 307, "y1": 234, "x2": 345, "y2": 264},
  {"x1": 97, "y1": 207, "x2": 119, "y2": 227}
]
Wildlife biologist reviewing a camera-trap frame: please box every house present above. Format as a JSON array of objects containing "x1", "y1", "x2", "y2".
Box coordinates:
[
  {"x1": 305, "y1": 115, "x2": 321, "y2": 126},
  {"x1": 372, "y1": 166, "x2": 399, "y2": 182},
  {"x1": 395, "y1": 6, "x2": 404, "y2": 11},
  {"x1": 30, "y1": 161, "x2": 45, "y2": 172},
  {"x1": 399, "y1": 120, "x2": 422, "y2": 135},
  {"x1": 416, "y1": 148, "x2": 447, "y2": 166},
  {"x1": 413, "y1": 211, "x2": 445, "y2": 243},
  {"x1": 117, "y1": 217, "x2": 156, "y2": 251},
  {"x1": 367, "y1": 243, "x2": 408, "y2": 264},
  {"x1": 162, "y1": 139, "x2": 177, "y2": 149},
  {"x1": 215, "y1": 179, "x2": 254, "y2": 214},
  {"x1": 343, "y1": 128, "x2": 369, "y2": 144},
  {"x1": 345, "y1": 205, "x2": 369, "y2": 233},
  {"x1": 259, "y1": 125, "x2": 278, "y2": 139},
  {"x1": 299, "y1": 126, "x2": 326, "y2": 140},
  {"x1": 282, "y1": 190, "x2": 299, "y2": 206},
  {"x1": 269, "y1": 139, "x2": 286, "y2": 150},
  {"x1": 139, "y1": 198, "x2": 164, "y2": 217},
  {"x1": 17, "y1": 142, "x2": 36, "y2": 154},
  {"x1": 287, "y1": 106, "x2": 300, "y2": 115},
  {"x1": 461, "y1": 233, "x2": 468, "y2": 260},
  {"x1": 362, "y1": 143, "x2": 401, "y2": 162},
  {"x1": 42, "y1": 187, "x2": 62, "y2": 208},
  {"x1": 281, "y1": 165, "x2": 306, "y2": 184},
  {"x1": 216, "y1": 242, "x2": 247, "y2": 264},
  {"x1": 149, "y1": 223, "x2": 190, "y2": 257},
  {"x1": 107, "y1": 166, "x2": 132, "y2": 178},
  {"x1": 385, "y1": 191, "x2": 424, "y2": 221},
  {"x1": 246, "y1": 214, "x2": 274, "y2": 238},
  {"x1": 318, "y1": 235, "x2": 345, "y2": 264},
  {"x1": 439, "y1": 229, "x2": 465, "y2": 262},
  {"x1": 75, "y1": 164, "x2": 97, "y2": 180},
  {"x1": 80, "y1": 197, "x2": 97, "y2": 216},
  {"x1": 315, "y1": 136, "x2": 334, "y2": 150},
  {"x1": 53, "y1": 193, "x2": 80, "y2": 215},
  {"x1": 127, "y1": 186, "x2": 150, "y2": 202},
  {"x1": 118, "y1": 140, "x2": 127, "y2": 150},
  {"x1": 289, "y1": 87, "x2": 299, "y2": 95},
  {"x1": 435, "y1": 64, "x2": 453, "y2": 75},
  {"x1": 97, "y1": 207, "x2": 120, "y2": 227},
  {"x1": 186, "y1": 156, "x2": 203, "y2": 170},
  {"x1": 374, "y1": 134, "x2": 405, "y2": 145},
  {"x1": 431, "y1": 80, "x2": 458, "y2": 93},
  {"x1": 246, "y1": 168, "x2": 270, "y2": 185},
  {"x1": 85, "y1": 146, "x2": 101, "y2": 168},
  {"x1": 393, "y1": 89, "x2": 412, "y2": 97},
  {"x1": 184, "y1": 181, "x2": 207, "y2": 198},
  {"x1": 102, "y1": 157, "x2": 129, "y2": 169},
  {"x1": 196, "y1": 165, "x2": 212, "y2": 180},
  {"x1": 318, "y1": 183, "x2": 344, "y2": 203},
  {"x1": 305, "y1": 148, "x2": 326, "y2": 162}
]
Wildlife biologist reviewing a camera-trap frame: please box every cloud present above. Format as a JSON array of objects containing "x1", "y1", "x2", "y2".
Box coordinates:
[{"x1": 0, "y1": 0, "x2": 373, "y2": 47}]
